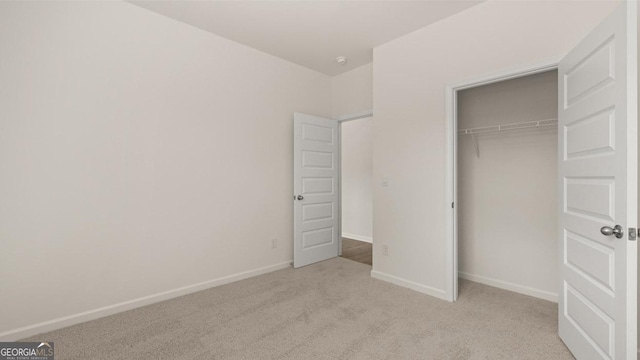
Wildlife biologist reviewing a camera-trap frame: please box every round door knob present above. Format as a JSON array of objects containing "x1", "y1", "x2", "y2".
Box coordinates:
[
  {"x1": 297, "y1": 195, "x2": 304, "y2": 201},
  {"x1": 600, "y1": 225, "x2": 623, "y2": 239}
]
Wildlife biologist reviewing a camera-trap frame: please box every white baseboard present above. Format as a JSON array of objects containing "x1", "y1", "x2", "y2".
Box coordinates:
[
  {"x1": 0, "y1": 261, "x2": 292, "y2": 341},
  {"x1": 371, "y1": 270, "x2": 448, "y2": 301},
  {"x1": 459, "y1": 271, "x2": 558, "y2": 303},
  {"x1": 341, "y1": 233, "x2": 372, "y2": 243}
]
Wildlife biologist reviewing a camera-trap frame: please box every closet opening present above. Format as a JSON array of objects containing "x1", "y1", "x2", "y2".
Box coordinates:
[{"x1": 450, "y1": 67, "x2": 560, "y2": 303}]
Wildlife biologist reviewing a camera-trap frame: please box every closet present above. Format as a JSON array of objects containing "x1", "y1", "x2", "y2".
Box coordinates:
[{"x1": 456, "y1": 70, "x2": 559, "y2": 302}]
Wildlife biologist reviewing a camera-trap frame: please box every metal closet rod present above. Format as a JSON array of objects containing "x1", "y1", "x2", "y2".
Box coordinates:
[
  {"x1": 457, "y1": 118, "x2": 558, "y2": 135},
  {"x1": 458, "y1": 118, "x2": 558, "y2": 158}
]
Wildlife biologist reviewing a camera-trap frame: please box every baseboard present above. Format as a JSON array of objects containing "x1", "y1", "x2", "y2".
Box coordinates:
[
  {"x1": 0, "y1": 261, "x2": 292, "y2": 341},
  {"x1": 459, "y1": 271, "x2": 558, "y2": 303},
  {"x1": 342, "y1": 233, "x2": 372, "y2": 243},
  {"x1": 371, "y1": 270, "x2": 448, "y2": 301}
]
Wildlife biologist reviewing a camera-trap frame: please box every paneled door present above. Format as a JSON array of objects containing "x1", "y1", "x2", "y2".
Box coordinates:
[
  {"x1": 558, "y1": 2, "x2": 637, "y2": 359},
  {"x1": 293, "y1": 113, "x2": 339, "y2": 268}
]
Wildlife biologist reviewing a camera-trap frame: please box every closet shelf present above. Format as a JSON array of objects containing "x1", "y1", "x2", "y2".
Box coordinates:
[{"x1": 458, "y1": 118, "x2": 558, "y2": 136}]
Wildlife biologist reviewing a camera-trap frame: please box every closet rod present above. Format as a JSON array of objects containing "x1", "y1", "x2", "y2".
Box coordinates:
[{"x1": 458, "y1": 118, "x2": 558, "y2": 136}]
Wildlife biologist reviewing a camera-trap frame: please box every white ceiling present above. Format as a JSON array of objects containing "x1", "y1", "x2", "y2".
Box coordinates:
[{"x1": 128, "y1": 1, "x2": 482, "y2": 76}]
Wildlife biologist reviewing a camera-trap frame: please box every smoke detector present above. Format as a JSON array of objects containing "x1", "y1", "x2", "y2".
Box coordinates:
[{"x1": 336, "y1": 56, "x2": 347, "y2": 65}]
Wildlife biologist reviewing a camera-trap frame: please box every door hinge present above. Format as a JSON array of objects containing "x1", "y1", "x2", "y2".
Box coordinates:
[
  {"x1": 451, "y1": 202, "x2": 454, "y2": 209},
  {"x1": 629, "y1": 227, "x2": 637, "y2": 241}
]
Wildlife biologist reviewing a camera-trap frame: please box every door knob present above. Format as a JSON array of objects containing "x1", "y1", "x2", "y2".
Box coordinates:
[
  {"x1": 296, "y1": 195, "x2": 304, "y2": 201},
  {"x1": 600, "y1": 225, "x2": 623, "y2": 239}
]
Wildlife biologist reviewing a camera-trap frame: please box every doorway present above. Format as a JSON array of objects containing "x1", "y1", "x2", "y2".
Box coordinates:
[
  {"x1": 444, "y1": 60, "x2": 560, "y2": 301},
  {"x1": 292, "y1": 110, "x2": 373, "y2": 268},
  {"x1": 339, "y1": 116, "x2": 373, "y2": 266},
  {"x1": 455, "y1": 70, "x2": 559, "y2": 302}
]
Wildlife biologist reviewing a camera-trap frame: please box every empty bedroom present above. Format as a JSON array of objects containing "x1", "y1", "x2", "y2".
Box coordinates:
[{"x1": 0, "y1": 1, "x2": 637, "y2": 359}]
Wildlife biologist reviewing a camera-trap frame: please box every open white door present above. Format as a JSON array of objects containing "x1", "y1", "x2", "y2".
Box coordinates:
[
  {"x1": 293, "y1": 112, "x2": 339, "y2": 268},
  {"x1": 558, "y1": 2, "x2": 637, "y2": 359}
]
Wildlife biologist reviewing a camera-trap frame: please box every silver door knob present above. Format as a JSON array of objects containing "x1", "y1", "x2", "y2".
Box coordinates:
[
  {"x1": 600, "y1": 225, "x2": 623, "y2": 239},
  {"x1": 296, "y1": 195, "x2": 304, "y2": 200}
]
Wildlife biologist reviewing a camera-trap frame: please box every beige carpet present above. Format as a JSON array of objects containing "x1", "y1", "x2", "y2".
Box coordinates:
[{"x1": 23, "y1": 258, "x2": 573, "y2": 359}]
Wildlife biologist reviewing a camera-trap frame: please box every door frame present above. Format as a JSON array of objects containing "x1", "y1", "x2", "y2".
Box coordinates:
[
  {"x1": 443, "y1": 57, "x2": 562, "y2": 302},
  {"x1": 336, "y1": 109, "x2": 374, "y2": 257}
]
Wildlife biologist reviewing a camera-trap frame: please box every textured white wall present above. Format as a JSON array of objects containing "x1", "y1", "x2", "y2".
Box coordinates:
[
  {"x1": 372, "y1": 1, "x2": 620, "y2": 296},
  {"x1": 341, "y1": 118, "x2": 373, "y2": 242},
  {"x1": 0, "y1": 1, "x2": 331, "y2": 338},
  {"x1": 457, "y1": 71, "x2": 558, "y2": 300}
]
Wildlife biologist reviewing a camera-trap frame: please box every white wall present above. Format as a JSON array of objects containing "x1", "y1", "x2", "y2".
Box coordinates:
[
  {"x1": 457, "y1": 71, "x2": 558, "y2": 301},
  {"x1": 341, "y1": 118, "x2": 373, "y2": 242},
  {"x1": 372, "y1": 1, "x2": 620, "y2": 298},
  {"x1": 332, "y1": 63, "x2": 373, "y2": 118},
  {"x1": 0, "y1": 1, "x2": 331, "y2": 339}
]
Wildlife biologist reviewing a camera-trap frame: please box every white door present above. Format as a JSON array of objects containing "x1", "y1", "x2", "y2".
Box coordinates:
[
  {"x1": 558, "y1": 2, "x2": 637, "y2": 359},
  {"x1": 293, "y1": 112, "x2": 339, "y2": 268}
]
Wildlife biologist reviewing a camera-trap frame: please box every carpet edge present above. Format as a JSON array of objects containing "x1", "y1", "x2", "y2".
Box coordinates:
[
  {"x1": 459, "y1": 271, "x2": 558, "y2": 303},
  {"x1": 370, "y1": 270, "x2": 449, "y2": 301},
  {"x1": 0, "y1": 260, "x2": 293, "y2": 341}
]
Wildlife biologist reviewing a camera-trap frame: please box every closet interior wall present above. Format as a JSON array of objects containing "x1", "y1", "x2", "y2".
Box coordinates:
[{"x1": 457, "y1": 70, "x2": 559, "y2": 301}]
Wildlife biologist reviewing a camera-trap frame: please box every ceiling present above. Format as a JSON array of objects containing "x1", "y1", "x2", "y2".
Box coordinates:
[{"x1": 128, "y1": 1, "x2": 482, "y2": 76}]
